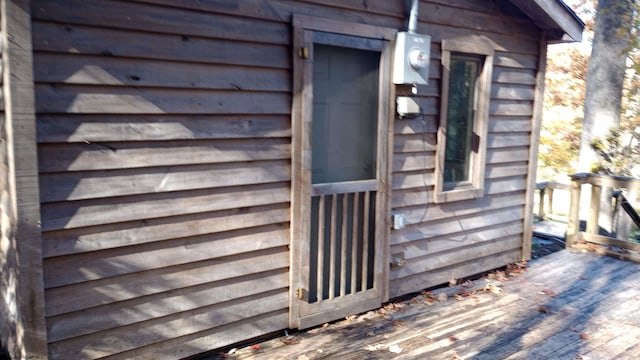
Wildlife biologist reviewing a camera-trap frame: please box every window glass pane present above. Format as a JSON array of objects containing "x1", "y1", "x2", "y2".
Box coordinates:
[
  {"x1": 444, "y1": 55, "x2": 481, "y2": 184},
  {"x1": 312, "y1": 45, "x2": 380, "y2": 184}
]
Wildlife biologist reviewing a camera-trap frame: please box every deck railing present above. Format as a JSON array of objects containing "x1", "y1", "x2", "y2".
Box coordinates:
[
  {"x1": 535, "y1": 181, "x2": 571, "y2": 220},
  {"x1": 566, "y1": 172, "x2": 640, "y2": 261}
]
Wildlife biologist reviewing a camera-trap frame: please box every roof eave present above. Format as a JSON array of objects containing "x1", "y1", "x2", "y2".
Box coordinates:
[{"x1": 510, "y1": 0, "x2": 584, "y2": 43}]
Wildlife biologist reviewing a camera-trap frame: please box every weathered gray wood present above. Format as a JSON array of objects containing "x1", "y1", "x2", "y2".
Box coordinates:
[
  {"x1": 45, "y1": 245, "x2": 289, "y2": 317},
  {"x1": 47, "y1": 269, "x2": 288, "y2": 343},
  {"x1": 42, "y1": 203, "x2": 289, "y2": 260},
  {"x1": 36, "y1": 85, "x2": 291, "y2": 114},
  {"x1": 392, "y1": 152, "x2": 435, "y2": 172},
  {"x1": 588, "y1": 184, "x2": 603, "y2": 234},
  {"x1": 32, "y1": 0, "x2": 289, "y2": 45},
  {"x1": 48, "y1": 289, "x2": 289, "y2": 359},
  {"x1": 38, "y1": 138, "x2": 290, "y2": 172},
  {"x1": 392, "y1": 219, "x2": 523, "y2": 260},
  {"x1": 487, "y1": 133, "x2": 530, "y2": 148},
  {"x1": 391, "y1": 170, "x2": 435, "y2": 191},
  {"x1": 34, "y1": 53, "x2": 291, "y2": 91},
  {"x1": 1, "y1": 1, "x2": 48, "y2": 358},
  {"x1": 32, "y1": 21, "x2": 290, "y2": 69},
  {"x1": 39, "y1": 160, "x2": 290, "y2": 202},
  {"x1": 522, "y1": 34, "x2": 546, "y2": 260},
  {"x1": 110, "y1": 310, "x2": 289, "y2": 360},
  {"x1": 488, "y1": 117, "x2": 533, "y2": 132},
  {"x1": 41, "y1": 182, "x2": 289, "y2": 231},
  {"x1": 37, "y1": 115, "x2": 291, "y2": 143}
]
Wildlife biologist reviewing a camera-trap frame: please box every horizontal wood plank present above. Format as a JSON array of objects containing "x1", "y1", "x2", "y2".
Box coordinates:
[
  {"x1": 32, "y1": 21, "x2": 290, "y2": 69},
  {"x1": 39, "y1": 160, "x2": 290, "y2": 202},
  {"x1": 487, "y1": 133, "x2": 530, "y2": 148},
  {"x1": 47, "y1": 269, "x2": 289, "y2": 342},
  {"x1": 487, "y1": 148, "x2": 530, "y2": 164},
  {"x1": 111, "y1": 309, "x2": 289, "y2": 360},
  {"x1": 45, "y1": 245, "x2": 289, "y2": 316},
  {"x1": 44, "y1": 226, "x2": 290, "y2": 288},
  {"x1": 391, "y1": 235, "x2": 522, "y2": 279},
  {"x1": 34, "y1": 53, "x2": 291, "y2": 91},
  {"x1": 391, "y1": 206, "x2": 524, "y2": 245},
  {"x1": 392, "y1": 170, "x2": 435, "y2": 191},
  {"x1": 38, "y1": 138, "x2": 290, "y2": 172},
  {"x1": 393, "y1": 133, "x2": 437, "y2": 153},
  {"x1": 393, "y1": 193, "x2": 525, "y2": 226},
  {"x1": 389, "y1": 249, "x2": 521, "y2": 297},
  {"x1": 486, "y1": 163, "x2": 528, "y2": 179},
  {"x1": 392, "y1": 152, "x2": 435, "y2": 172},
  {"x1": 41, "y1": 182, "x2": 289, "y2": 231},
  {"x1": 37, "y1": 115, "x2": 291, "y2": 143},
  {"x1": 43, "y1": 203, "x2": 289, "y2": 261},
  {"x1": 32, "y1": 0, "x2": 289, "y2": 45},
  {"x1": 36, "y1": 85, "x2": 291, "y2": 114},
  {"x1": 48, "y1": 289, "x2": 289, "y2": 359},
  {"x1": 488, "y1": 117, "x2": 532, "y2": 133}
]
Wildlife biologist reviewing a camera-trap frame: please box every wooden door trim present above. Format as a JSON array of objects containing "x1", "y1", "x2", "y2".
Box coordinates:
[{"x1": 289, "y1": 15, "x2": 395, "y2": 328}]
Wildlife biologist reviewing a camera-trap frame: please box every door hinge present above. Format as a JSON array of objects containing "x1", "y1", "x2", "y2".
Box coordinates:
[
  {"x1": 299, "y1": 46, "x2": 310, "y2": 59},
  {"x1": 296, "y1": 288, "x2": 308, "y2": 301}
]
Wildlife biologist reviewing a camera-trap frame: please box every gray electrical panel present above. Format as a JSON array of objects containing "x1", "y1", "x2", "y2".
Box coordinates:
[{"x1": 392, "y1": 31, "x2": 431, "y2": 85}]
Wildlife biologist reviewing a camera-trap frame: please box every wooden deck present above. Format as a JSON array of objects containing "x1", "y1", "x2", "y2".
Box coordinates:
[{"x1": 203, "y1": 250, "x2": 640, "y2": 360}]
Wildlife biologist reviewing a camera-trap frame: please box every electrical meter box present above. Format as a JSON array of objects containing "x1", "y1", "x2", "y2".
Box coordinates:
[{"x1": 392, "y1": 31, "x2": 431, "y2": 85}]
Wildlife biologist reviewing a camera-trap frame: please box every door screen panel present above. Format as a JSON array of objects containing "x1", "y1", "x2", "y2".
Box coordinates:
[{"x1": 311, "y1": 45, "x2": 380, "y2": 184}]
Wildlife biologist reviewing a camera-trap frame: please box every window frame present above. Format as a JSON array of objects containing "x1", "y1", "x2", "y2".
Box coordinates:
[{"x1": 434, "y1": 37, "x2": 494, "y2": 203}]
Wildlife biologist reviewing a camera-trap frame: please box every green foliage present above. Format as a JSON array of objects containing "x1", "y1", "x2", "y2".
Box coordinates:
[{"x1": 590, "y1": 126, "x2": 640, "y2": 176}]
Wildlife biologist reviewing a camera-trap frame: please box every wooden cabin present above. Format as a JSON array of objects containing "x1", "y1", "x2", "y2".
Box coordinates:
[{"x1": 0, "y1": 0, "x2": 583, "y2": 359}]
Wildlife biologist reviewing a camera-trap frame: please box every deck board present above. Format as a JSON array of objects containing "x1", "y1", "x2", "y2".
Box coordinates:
[{"x1": 203, "y1": 249, "x2": 640, "y2": 360}]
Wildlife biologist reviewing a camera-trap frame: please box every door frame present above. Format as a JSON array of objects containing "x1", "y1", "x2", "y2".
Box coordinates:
[{"x1": 289, "y1": 14, "x2": 396, "y2": 329}]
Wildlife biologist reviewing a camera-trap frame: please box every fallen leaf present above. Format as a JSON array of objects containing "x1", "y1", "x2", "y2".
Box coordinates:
[
  {"x1": 389, "y1": 344, "x2": 403, "y2": 353},
  {"x1": 538, "y1": 305, "x2": 552, "y2": 314},
  {"x1": 297, "y1": 355, "x2": 310, "y2": 360},
  {"x1": 449, "y1": 278, "x2": 458, "y2": 287},
  {"x1": 580, "y1": 332, "x2": 591, "y2": 340},
  {"x1": 542, "y1": 289, "x2": 558, "y2": 298},
  {"x1": 486, "y1": 284, "x2": 503, "y2": 294},
  {"x1": 392, "y1": 320, "x2": 405, "y2": 326},
  {"x1": 227, "y1": 348, "x2": 237, "y2": 355},
  {"x1": 346, "y1": 314, "x2": 357, "y2": 321},
  {"x1": 461, "y1": 280, "x2": 474, "y2": 288},
  {"x1": 449, "y1": 336, "x2": 459, "y2": 342},
  {"x1": 438, "y1": 293, "x2": 448, "y2": 302},
  {"x1": 250, "y1": 344, "x2": 261, "y2": 351}
]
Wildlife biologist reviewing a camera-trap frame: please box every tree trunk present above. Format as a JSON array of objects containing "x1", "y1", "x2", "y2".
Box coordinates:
[
  {"x1": 578, "y1": 0, "x2": 633, "y2": 232},
  {"x1": 578, "y1": 0, "x2": 633, "y2": 172}
]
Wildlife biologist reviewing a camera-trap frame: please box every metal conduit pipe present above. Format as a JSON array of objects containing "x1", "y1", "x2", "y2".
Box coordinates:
[{"x1": 408, "y1": 0, "x2": 419, "y2": 33}]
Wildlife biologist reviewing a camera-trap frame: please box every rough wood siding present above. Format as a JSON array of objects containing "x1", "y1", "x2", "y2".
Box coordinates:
[
  {"x1": 389, "y1": 0, "x2": 541, "y2": 298},
  {"x1": 31, "y1": 0, "x2": 292, "y2": 358},
  {"x1": 1, "y1": 1, "x2": 48, "y2": 358},
  {"x1": 29, "y1": 0, "x2": 543, "y2": 357}
]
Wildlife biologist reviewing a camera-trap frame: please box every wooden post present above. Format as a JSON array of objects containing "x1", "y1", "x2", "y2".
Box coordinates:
[
  {"x1": 566, "y1": 177, "x2": 582, "y2": 247},
  {"x1": 587, "y1": 184, "x2": 602, "y2": 235},
  {"x1": 548, "y1": 188, "x2": 554, "y2": 216},
  {"x1": 538, "y1": 187, "x2": 546, "y2": 220},
  {"x1": 522, "y1": 32, "x2": 548, "y2": 260},
  {"x1": 1, "y1": 0, "x2": 47, "y2": 358}
]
